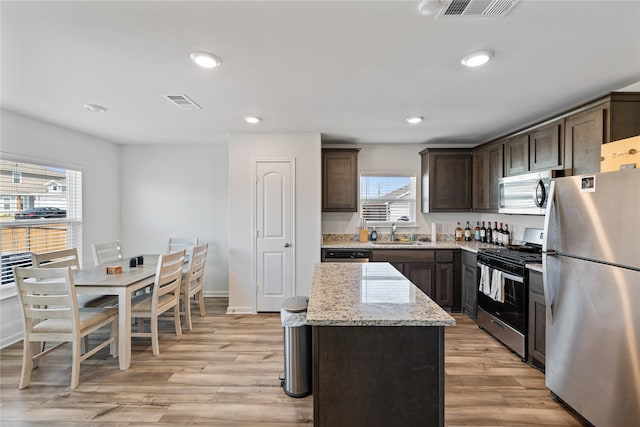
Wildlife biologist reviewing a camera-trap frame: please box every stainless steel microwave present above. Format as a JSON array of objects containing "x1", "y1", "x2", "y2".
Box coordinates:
[{"x1": 498, "y1": 170, "x2": 562, "y2": 215}]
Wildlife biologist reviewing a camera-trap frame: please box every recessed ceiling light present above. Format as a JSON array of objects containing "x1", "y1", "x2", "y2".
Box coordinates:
[
  {"x1": 406, "y1": 116, "x2": 424, "y2": 124},
  {"x1": 190, "y1": 51, "x2": 222, "y2": 69},
  {"x1": 83, "y1": 104, "x2": 107, "y2": 113},
  {"x1": 461, "y1": 50, "x2": 494, "y2": 67},
  {"x1": 244, "y1": 116, "x2": 262, "y2": 124}
]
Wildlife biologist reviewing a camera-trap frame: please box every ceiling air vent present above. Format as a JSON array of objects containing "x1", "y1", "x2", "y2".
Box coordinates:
[
  {"x1": 436, "y1": 0, "x2": 519, "y2": 19},
  {"x1": 164, "y1": 94, "x2": 202, "y2": 110}
]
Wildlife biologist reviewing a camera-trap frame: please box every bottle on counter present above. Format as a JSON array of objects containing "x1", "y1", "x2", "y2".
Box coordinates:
[
  {"x1": 370, "y1": 227, "x2": 377, "y2": 241},
  {"x1": 464, "y1": 221, "x2": 472, "y2": 241},
  {"x1": 486, "y1": 222, "x2": 493, "y2": 244},
  {"x1": 493, "y1": 221, "x2": 500, "y2": 245},
  {"x1": 474, "y1": 221, "x2": 481, "y2": 241},
  {"x1": 498, "y1": 222, "x2": 504, "y2": 246},
  {"x1": 503, "y1": 224, "x2": 510, "y2": 246},
  {"x1": 480, "y1": 221, "x2": 486, "y2": 242},
  {"x1": 455, "y1": 222, "x2": 463, "y2": 241}
]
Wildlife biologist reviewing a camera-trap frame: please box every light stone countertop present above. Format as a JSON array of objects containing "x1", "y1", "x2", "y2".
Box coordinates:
[
  {"x1": 306, "y1": 262, "x2": 456, "y2": 327},
  {"x1": 321, "y1": 240, "x2": 497, "y2": 253},
  {"x1": 527, "y1": 263, "x2": 543, "y2": 273}
]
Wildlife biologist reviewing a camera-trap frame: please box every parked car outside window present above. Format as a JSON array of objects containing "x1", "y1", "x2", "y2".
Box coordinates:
[{"x1": 14, "y1": 207, "x2": 66, "y2": 219}]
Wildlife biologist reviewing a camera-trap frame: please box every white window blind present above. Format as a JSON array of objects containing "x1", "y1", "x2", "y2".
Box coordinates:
[
  {"x1": 1, "y1": 158, "x2": 83, "y2": 286},
  {"x1": 360, "y1": 172, "x2": 416, "y2": 223}
]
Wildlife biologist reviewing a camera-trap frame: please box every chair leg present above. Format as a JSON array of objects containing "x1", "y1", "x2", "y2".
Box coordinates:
[
  {"x1": 32, "y1": 341, "x2": 42, "y2": 368},
  {"x1": 184, "y1": 294, "x2": 193, "y2": 331},
  {"x1": 174, "y1": 304, "x2": 182, "y2": 336},
  {"x1": 110, "y1": 316, "x2": 118, "y2": 358},
  {"x1": 70, "y1": 339, "x2": 81, "y2": 390},
  {"x1": 19, "y1": 340, "x2": 35, "y2": 389},
  {"x1": 151, "y1": 315, "x2": 160, "y2": 356},
  {"x1": 197, "y1": 290, "x2": 206, "y2": 317}
]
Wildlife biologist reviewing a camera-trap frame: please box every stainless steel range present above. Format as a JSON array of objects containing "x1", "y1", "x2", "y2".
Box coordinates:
[{"x1": 476, "y1": 228, "x2": 543, "y2": 360}]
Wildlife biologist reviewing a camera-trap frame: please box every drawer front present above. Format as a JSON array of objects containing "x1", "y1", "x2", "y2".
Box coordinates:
[
  {"x1": 462, "y1": 250, "x2": 477, "y2": 267},
  {"x1": 435, "y1": 250, "x2": 453, "y2": 263},
  {"x1": 370, "y1": 250, "x2": 435, "y2": 263}
]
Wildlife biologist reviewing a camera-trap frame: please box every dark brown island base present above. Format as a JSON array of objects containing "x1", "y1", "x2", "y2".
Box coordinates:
[{"x1": 307, "y1": 262, "x2": 456, "y2": 427}]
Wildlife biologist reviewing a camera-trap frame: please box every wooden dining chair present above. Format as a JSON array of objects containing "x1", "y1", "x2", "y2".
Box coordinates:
[
  {"x1": 168, "y1": 237, "x2": 198, "y2": 262},
  {"x1": 91, "y1": 241, "x2": 123, "y2": 266},
  {"x1": 31, "y1": 249, "x2": 115, "y2": 308},
  {"x1": 14, "y1": 266, "x2": 118, "y2": 390},
  {"x1": 180, "y1": 243, "x2": 208, "y2": 331},
  {"x1": 130, "y1": 250, "x2": 185, "y2": 356}
]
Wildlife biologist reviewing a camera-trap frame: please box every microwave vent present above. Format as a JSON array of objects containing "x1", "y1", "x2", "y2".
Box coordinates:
[{"x1": 436, "y1": 0, "x2": 519, "y2": 19}]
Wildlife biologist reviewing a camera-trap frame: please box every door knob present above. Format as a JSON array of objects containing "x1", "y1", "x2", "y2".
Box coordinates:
[{"x1": 284, "y1": 243, "x2": 291, "y2": 248}]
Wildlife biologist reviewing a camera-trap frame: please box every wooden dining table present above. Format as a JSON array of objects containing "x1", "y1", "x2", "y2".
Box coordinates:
[{"x1": 73, "y1": 256, "x2": 159, "y2": 370}]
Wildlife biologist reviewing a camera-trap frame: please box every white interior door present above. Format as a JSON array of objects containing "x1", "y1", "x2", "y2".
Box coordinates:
[{"x1": 256, "y1": 160, "x2": 294, "y2": 312}]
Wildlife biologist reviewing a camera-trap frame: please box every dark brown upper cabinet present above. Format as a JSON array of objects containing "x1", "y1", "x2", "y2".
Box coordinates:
[
  {"x1": 482, "y1": 92, "x2": 640, "y2": 180},
  {"x1": 420, "y1": 148, "x2": 472, "y2": 213},
  {"x1": 473, "y1": 141, "x2": 504, "y2": 212},
  {"x1": 322, "y1": 148, "x2": 359, "y2": 212},
  {"x1": 529, "y1": 120, "x2": 563, "y2": 172},
  {"x1": 564, "y1": 93, "x2": 640, "y2": 176},
  {"x1": 504, "y1": 134, "x2": 530, "y2": 176}
]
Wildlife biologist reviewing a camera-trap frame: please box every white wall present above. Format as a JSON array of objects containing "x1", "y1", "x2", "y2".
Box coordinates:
[
  {"x1": 228, "y1": 133, "x2": 321, "y2": 313},
  {"x1": 119, "y1": 143, "x2": 230, "y2": 296},
  {"x1": 1, "y1": 109, "x2": 121, "y2": 348},
  {"x1": 321, "y1": 143, "x2": 544, "y2": 242}
]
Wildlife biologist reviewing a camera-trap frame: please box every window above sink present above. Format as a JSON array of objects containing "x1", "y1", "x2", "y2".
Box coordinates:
[{"x1": 360, "y1": 172, "x2": 417, "y2": 226}]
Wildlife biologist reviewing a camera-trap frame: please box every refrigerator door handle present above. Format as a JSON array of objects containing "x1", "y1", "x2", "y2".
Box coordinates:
[
  {"x1": 542, "y1": 180, "x2": 557, "y2": 324},
  {"x1": 534, "y1": 179, "x2": 546, "y2": 207}
]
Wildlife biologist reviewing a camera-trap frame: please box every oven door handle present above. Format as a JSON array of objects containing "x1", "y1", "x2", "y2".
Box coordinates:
[{"x1": 476, "y1": 263, "x2": 524, "y2": 283}]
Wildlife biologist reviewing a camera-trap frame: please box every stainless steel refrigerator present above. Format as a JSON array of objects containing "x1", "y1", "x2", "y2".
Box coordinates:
[{"x1": 543, "y1": 168, "x2": 640, "y2": 426}]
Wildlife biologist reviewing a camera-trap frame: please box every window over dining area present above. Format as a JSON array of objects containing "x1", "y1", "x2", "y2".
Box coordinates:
[
  {"x1": 0, "y1": 158, "x2": 82, "y2": 287},
  {"x1": 360, "y1": 172, "x2": 417, "y2": 224}
]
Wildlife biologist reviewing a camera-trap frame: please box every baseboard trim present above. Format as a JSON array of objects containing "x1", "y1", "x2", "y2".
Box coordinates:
[
  {"x1": 226, "y1": 306, "x2": 256, "y2": 315},
  {"x1": 203, "y1": 291, "x2": 229, "y2": 298},
  {"x1": 1, "y1": 331, "x2": 23, "y2": 350}
]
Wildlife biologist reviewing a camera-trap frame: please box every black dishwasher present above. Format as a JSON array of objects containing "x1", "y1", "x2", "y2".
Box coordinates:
[{"x1": 321, "y1": 249, "x2": 370, "y2": 262}]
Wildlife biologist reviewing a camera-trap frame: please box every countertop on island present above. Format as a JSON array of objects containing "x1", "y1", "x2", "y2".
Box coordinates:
[{"x1": 306, "y1": 262, "x2": 456, "y2": 327}]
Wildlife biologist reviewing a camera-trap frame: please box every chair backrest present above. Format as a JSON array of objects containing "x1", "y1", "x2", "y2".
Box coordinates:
[
  {"x1": 152, "y1": 250, "x2": 186, "y2": 306},
  {"x1": 185, "y1": 243, "x2": 208, "y2": 291},
  {"x1": 14, "y1": 266, "x2": 80, "y2": 342},
  {"x1": 168, "y1": 237, "x2": 198, "y2": 261},
  {"x1": 91, "y1": 241, "x2": 123, "y2": 266},
  {"x1": 31, "y1": 248, "x2": 80, "y2": 270}
]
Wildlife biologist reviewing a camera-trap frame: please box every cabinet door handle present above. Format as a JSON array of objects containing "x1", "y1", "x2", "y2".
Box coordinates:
[{"x1": 284, "y1": 243, "x2": 291, "y2": 248}]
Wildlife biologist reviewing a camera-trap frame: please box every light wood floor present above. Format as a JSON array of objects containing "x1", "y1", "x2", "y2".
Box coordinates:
[{"x1": 0, "y1": 298, "x2": 586, "y2": 426}]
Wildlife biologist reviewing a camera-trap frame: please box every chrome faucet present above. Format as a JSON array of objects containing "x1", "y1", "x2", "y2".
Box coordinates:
[{"x1": 390, "y1": 217, "x2": 409, "y2": 241}]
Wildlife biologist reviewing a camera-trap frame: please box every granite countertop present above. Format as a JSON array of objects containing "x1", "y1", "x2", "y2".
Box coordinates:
[
  {"x1": 322, "y1": 240, "x2": 497, "y2": 253},
  {"x1": 306, "y1": 262, "x2": 456, "y2": 327},
  {"x1": 527, "y1": 263, "x2": 543, "y2": 273}
]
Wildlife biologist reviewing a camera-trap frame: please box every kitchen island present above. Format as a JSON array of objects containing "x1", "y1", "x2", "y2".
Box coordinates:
[{"x1": 307, "y1": 262, "x2": 456, "y2": 427}]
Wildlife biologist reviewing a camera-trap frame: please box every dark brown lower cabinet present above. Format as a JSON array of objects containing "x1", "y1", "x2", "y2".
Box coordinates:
[
  {"x1": 313, "y1": 325, "x2": 444, "y2": 427},
  {"x1": 461, "y1": 251, "x2": 478, "y2": 320},
  {"x1": 528, "y1": 271, "x2": 546, "y2": 369},
  {"x1": 370, "y1": 249, "x2": 460, "y2": 311}
]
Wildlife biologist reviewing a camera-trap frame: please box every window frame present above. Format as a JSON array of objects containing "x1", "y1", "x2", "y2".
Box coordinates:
[
  {"x1": 359, "y1": 171, "x2": 418, "y2": 227},
  {"x1": 0, "y1": 153, "x2": 83, "y2": 299}
]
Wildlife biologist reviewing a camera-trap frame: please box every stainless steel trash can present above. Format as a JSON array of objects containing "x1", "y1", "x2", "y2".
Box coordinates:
[{"x1": 280, "y1": 296, "x2": 312, "y2": 398}]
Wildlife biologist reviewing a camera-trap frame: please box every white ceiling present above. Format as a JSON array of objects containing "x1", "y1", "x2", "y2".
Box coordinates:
[{"x1": 2, "y1": 1, "x2": 639, "y2": 146}]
